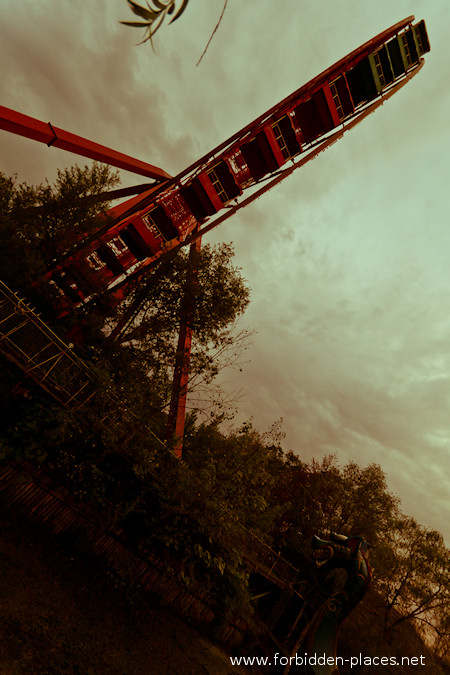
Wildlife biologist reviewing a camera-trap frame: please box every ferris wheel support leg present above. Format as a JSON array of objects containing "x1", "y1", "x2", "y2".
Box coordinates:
[{"x1": 166, "y1": 227, "x2": 202, "y2": 459}]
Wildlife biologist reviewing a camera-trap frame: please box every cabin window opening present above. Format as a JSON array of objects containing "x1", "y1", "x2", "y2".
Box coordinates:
[
  {"x1": 414, "y1": 26, "x2": 424, "y2": 55},
  {"x1": 346, "y1": 57, "x2": 378, "y2": 106},
  {"x1": 108, "y1": 236, "x2": 128, "y2": 255},
  {"x1": 373, "y1": 51, "x2": 386, "y2": 87},
  {"x1": 120, "y1": 225, "x2": 152, "y2": 260},
  {"x1": 180, "y1": 179, "x2": 216, "y2": 221},
  {"x1": 270, "y1": 116, "x2": 301, "y2": 159},
  {"x1": 294, "y1": 89, "x2": 335, "y2": 144},
  {"x1": 401, "y1": 33, "x2": 413, "y2": 66},
  {"x1": 208, "y1": 160, "x2": 240, "y2": 201},
  {"x1": 207, "y1": 166, "x2": 229, "y2": 203},
  {"x1": 86, "y1": 251, "x2": 106, "y2": 270},
  {"x1": 372, "y1": 46, "x2": 394, "y2": 87},
  {"x1": 414, "y1": 20, "x2": 430, "y2": 55},
  {"x1": 142, "y1": 205, "x2": 178, "y2": 241},
  {"x1": 241, "y1": 133, "x2": 279, "y2": 181},
  {"x1": 403, "y1": 28, "x2": 419, "y2": 64},
  {"x1": 96, "y1": 244, "x2": 124, "y2": 276},
  {"x1": 143, "y1": 211, "x2": 165, "y2": 240},
  {"x1": 56, "y1": 271, "x2": 82, "y2": 303},
  {"x1": 228, "y1": 156, "x2": 240, "y2": 174},
  {"x1": 387, "y1": 38, "x2": 406, "y2": 78},
  {"x1": 272, "y1": 121, "x2": 290, "y2": 160},
  {"x1": 49, "y1": 279, "x2": 64, "y2": 297},
  {"x1": 329, "y1": 80, "x2": 345, "y2": 120}
]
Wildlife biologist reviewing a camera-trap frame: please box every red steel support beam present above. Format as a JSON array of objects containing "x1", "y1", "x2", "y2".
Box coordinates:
[
  {"x1": 166, "y1": 229, "x2": 202, "y2": 459},
  {"x1": 0, "y1": 106, "x2": 172, "y2": 182}
]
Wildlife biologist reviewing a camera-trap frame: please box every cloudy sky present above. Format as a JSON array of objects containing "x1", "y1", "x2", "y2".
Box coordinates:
[{"x1": 1, "y1": 1, "x2": 449, "y2": 543}]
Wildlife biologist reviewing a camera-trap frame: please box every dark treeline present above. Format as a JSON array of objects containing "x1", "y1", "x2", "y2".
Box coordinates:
[{"x1": 0, "y1": 165, "x2": 449, "y2": 673}]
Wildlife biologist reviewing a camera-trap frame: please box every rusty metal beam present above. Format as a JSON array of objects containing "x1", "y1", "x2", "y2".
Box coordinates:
[
  {"x1": 0, "y1": 106, "x2": 172, "y2": 181},
  {"x1": 166, "y1": 230, "x2": 202, "y2": 459},
  {"x1": 19, "y1": 183, "x2": 155, "y2": 214}
]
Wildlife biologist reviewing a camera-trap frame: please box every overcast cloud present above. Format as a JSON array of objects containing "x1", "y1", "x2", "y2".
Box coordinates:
[{"x1": 1, "y1": 0, "x2": 449, "y2": 542}]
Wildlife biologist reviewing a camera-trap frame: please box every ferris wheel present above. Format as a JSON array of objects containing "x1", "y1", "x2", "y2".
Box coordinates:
[{"x1": 0, "y1": 16, "x2": 430, "y2": 455}]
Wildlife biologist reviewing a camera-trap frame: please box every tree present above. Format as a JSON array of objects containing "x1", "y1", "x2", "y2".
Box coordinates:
[
  {"x1": 118, "y1": 418, "x2": 289, "y2": 615},
  {"x1": 374, "y1": 516, "x2": 450, "y2": 643},
  {"x1": 269, "y1": 456, "x2": 401, "y2": 562},
  {"x1": 322, "y1": 460, "x2": 400, "y2": 545},
  {"x1": 0, "y1": 164, "x2": 120, "y2": 270},
  {"x1": 0, "y1": 164, "x2": 120, "y2": 318},
  {"x1": 105, "y1": 242, "x2": 250, "y2": 419}
]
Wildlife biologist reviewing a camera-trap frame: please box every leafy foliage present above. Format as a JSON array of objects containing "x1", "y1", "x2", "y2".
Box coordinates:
[
  {"x1": 0, "y1": 165, "x2": 120, "y2": 320},
  {"x1": 375, "y1": 516, "x2": 450, "y2": 641},
  {"x1": 110, "y1": 242, "x2": 250, "y2": 410},
  {"x1": 120, "y1": 0, "x2": 228, "y2": 66},
  {"x1": 0, "y1": 164, "x2": 119, "y2": 277},
  {"x1": 120, "y1": 0, "x2": 190, "y2": 45}
]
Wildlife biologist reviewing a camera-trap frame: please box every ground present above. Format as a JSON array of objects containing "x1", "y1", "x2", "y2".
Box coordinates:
[
  {"x1": 0, "y1": 510, "x2": 246, "y2": 675},
  {"x1": 2, "y1": 508, "x2": 446, "y2": 675}
]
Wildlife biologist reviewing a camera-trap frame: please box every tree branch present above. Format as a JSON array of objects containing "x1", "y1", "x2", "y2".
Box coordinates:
[{"x1": 196, "y1": 0, "x2": 228, "y2": 66}]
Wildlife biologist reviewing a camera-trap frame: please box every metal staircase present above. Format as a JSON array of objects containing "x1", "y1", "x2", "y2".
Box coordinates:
[{"x1": 0, "y1": 280, "x2": 97, "y2": 408}]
